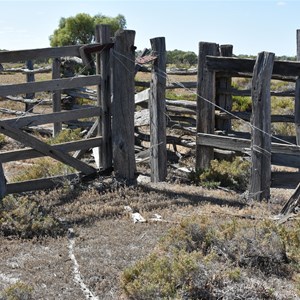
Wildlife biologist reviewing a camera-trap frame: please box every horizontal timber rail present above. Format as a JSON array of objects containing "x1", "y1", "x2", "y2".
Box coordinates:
[
  {"x1": 0, "y1": 75, "x2": 101, "y2": 97},
  {"x1": 207, "y1": 56, "x2": 300, "y2": 78},
  {"x1": 3, "y1": 107, "x2": 101, "y2": 128}
]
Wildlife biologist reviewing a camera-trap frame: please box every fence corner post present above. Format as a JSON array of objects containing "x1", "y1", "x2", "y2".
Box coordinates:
[
  {"x1": 249, "y1": 51, "x2": 274, "y2": 201},
  {"x1": 196, "y1": 42, "x2": 219, "y2": 170},
  {"x1": 111, "y1": 29, "x2": 136, "y2": 183},
  {"x1": 150, "y1": 37, "x2": 167, "y2": 183}
]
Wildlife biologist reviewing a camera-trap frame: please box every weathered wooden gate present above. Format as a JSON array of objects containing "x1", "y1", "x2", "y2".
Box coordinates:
[{"x1": 0, "y1": 26, "x2": 137, "y2": 197}]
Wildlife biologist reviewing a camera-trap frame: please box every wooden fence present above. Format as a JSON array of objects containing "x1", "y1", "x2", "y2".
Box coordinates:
[
  {"x1": 0, "y1": 26, "x2": 139, "y2": 196},
  {"x1": 1, "y1": 26, "x2": 300, "y2": 200},
  {"x1": 196, "y1": 34, "x2": 300, "y2": 200}
]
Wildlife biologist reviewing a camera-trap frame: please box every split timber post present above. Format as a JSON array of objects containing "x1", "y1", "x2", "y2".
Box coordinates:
[
  {"x1": 25, "y1": 60, "x2": 35, "y2": 113},
  {"x1": 150, "y1": 37, "x2": 167, "y2": 182},
  {"x1": 95, "y1": 24, "x2": 112, "y2": 170},
  {"x1": 215, "y1": 45, "x2": 233, "y2": 132},
  {"x1": 111, "y1": 30, "x2": 136, "y2": 182},
  {"x1": 52, "y1": 58, "x2": 62, "y2": 136},
  {"x1": 249, "y1": 52, "x2": 274, "y2": 201},
  {"x1": 196, "y1": 42, "x2": 219, "y2": 170},
  {"x1": 295, "y1": 29, "x2": 300, "y2": 145},
  {"x1": 0, "y1": 163, "x2": 6, "y2": 199}
]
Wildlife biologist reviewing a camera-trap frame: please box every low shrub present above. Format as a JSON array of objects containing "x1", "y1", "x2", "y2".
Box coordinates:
[
  {"x1": 121, "y1": 216, "x2": 299, "y2": 299},
  {"x1": 190, "y1": 157, "x2": 250, "y2": 191},
  {"x1": 46, "y1": 128, "x2": 83, "y2": 145},
  {"x1": 232, "y1": 96, "x2": 252, "y2": 112},
  {"x1": 0, "y1": 281, "x2": 33, "y2": 300},
  {"x1": 0, "y1": 195, "x2": 63, "y2": 238}
]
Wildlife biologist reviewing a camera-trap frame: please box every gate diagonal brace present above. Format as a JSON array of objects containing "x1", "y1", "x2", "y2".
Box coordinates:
[{"x1": 0, "y1": 121, "x2": 96, "y2": 176}]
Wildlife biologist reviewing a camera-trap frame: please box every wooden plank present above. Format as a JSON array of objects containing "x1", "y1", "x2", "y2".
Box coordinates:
[
  {"x1": 96, "y1": 24, "x2": 112, "y2": 170},
  {"x1": 249, "y1": 52, "x2": 274, "y2": 201},
  {"x1": 271, "y1": 172, "x2": 300, "y2": 188},
  {"x1": 52, "y1": 58, "x2": 62, "y2": 136},
  {"x1": 216, "y1": 111, "x2": 295, "y2": 123},
  {"x1": 0, "y1": 45, "x2": 82, "y2": 63},
  {"x1": 0, "y1": 75, "x2": 101, "y2": 97},
  {"x1": 1, "y1": 66, "x2": 52, "y2": 74},
  {"x1": 150, "y1": 37, "x2": 167, "y2": 182},
  {"x1": 6, "y1": 173, "x2": 79, "y2": 194},
  {"x1": 0, "y1": 122, "x2": 96, "y2": 175},
  {"x1": 272, "y1": 153, "x2": 300, "y2": 168},
  {"x1": 216, "y1": 45, "x2": 233, "y2": 131},
  {"x1": 0, "y1": 137, "x2": 102, "y2": 162},
  {"x1": 135, "y1": 109, "x2": 150, "y2": 127},
  {"x1": 219, "y1": 88, "x2": 295, "y2": 97},
  {"x1": 135, "y1": 88, "x2": 150, "y2": 105},
  {"x1": 167, "y1": 105, "x2": 195, "y2": 115},
  {"x1": 111, "y1": 30, "x2": 136, "y2": 182},
  {"x1": 196, "y1": 42, "x2": 219, "y2": 169},
  {"x1": 280, "y1": 181, "x2": 300, "y2": 215},
  {"x1": 73, "y1": 121, "x2": 99, "y2": 159},
  {"x1": 4, "y1": 106, "x2": 101, "y2": 128},
  {"x1": 197, "y1": 133, "x2": 250, "y2": 152},
  {"x1": 166, "y1": 99, "x2": 196, "y2": 110},
  {"x1": 207, "y1": 55, "x2": 300, "y2": 77},
  {"x1": 197, "y1": 132, "x2": 300, "y2": 156},
  {"x1": 135, "y1": 81, "x2": 197, "y2": 89}
]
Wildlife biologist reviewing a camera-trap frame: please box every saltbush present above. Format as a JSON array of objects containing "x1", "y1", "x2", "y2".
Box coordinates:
[
  {"x1": 0, "y1": 281, "x2": 33, "y2": 300},
  {"x1": 121, "y1": 216, "x2": 299, "y2": 299},
  {"x1": 0, "y1": 195, "x2": 63, "y2": 238},
  {"x1": 190, "y1": 157, "x2": 250, "y2": 191}
]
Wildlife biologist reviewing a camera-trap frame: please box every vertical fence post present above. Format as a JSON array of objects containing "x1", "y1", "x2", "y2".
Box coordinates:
[
  {"x1": 196, "y1": 42, "x2": 219, "y2": 170},
  {"x1": 249, "y1": 51, "x2": 274, "y2": 201},
  {"x1": 0, "y1": 163, "x2": 6, "y2": 200},
  {"x1": 111, "y1": 30, "x2": 136, "y2": 182},
  {"x1": 216, "y1": 45, "x2": 233, "y2": 132},
  {"x1": 95, "y1": 24, "x2": 113, "y2": 171},
  {"x1": 52, "y1": 58, "x2": 62, "y2": 136},
  {"x1": 295, "y1": 30, "x2": 300, "y2": 145},
  {"x1": 150, "y1": 37, "x2": 167, "y2": 182},
  {"x1": 25, "y1": 60, "x2": 35, "y2": 113}
]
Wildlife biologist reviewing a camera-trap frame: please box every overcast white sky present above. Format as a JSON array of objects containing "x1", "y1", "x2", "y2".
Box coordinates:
[{"x1": 0, "y1": 0, "x2": 299, "y2": 56}]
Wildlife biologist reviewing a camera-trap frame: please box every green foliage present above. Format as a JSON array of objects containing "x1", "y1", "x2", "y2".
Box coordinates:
[
  {"x1": 166, "y1": 90, "x2": 196, "y2": 101},
  {"x1": 0, "y1": 195, "x2": 62, "y2": 238},
  {"x1": 232, "y1": 96, "x2": 252, "y2": 112},
  {"x1": 122, "y1": 250, "x2": 201, "y2": 299},
  {"x1": 190, "y1": 157, "x2": 250, "y2": 191},
  {"x1": 0, "y1": 133, "x2": 6, "y2": 145},
  {"x1": 121, "y1": 216, "x2": 298, "y2": 299},
  {"x1": 272, "y1": 122, "x2": 296, "y2": 136},
  {"x1": 271, "y1": 97, "x2": 294, "y2": 113},
  {"x1": 167, "y1": 49, "x2": 197, "y2": 67},
  {"x1": 46, "y1": 128, "x2": 83, "y2": 145},
  {"x1": 0, "y1": 281, "x2": 33, "y2": 300},
  {"x1": 49, "y1": 13, "x2": 126, "y2": 46}
]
